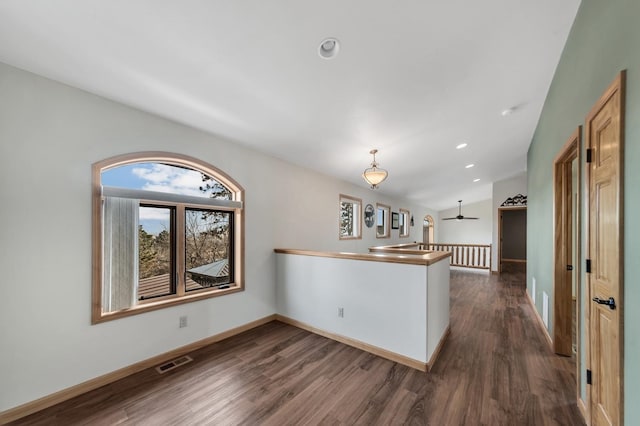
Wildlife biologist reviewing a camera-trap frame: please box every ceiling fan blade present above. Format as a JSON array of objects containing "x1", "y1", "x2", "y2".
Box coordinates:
[{"x1": 442, "y1": 201, "x2": 477, "y2": 221}]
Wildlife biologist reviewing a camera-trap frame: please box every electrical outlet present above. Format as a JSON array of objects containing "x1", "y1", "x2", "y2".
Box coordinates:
[
  {"x1": 179, "y1": 316, "x2": 188, "y2": 328},
  {"x1": 338, "y1": 307, "x2": 344, "y2": 318}
]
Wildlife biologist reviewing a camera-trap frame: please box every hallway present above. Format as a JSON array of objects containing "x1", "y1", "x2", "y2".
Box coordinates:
[{"x1": 432, "y1": 270, "x2": 582, "y2": 424}]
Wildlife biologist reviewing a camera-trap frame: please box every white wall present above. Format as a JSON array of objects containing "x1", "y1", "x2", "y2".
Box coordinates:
[
  {"x1": 491, "y1": 172, "x2": 527, "y2": 271},
  {"x1": 0, "y1": 61, "x2": 436, "y2": 412},
  {"x1": 276, "y1": 253, "x2": 450, "y2": 364},
  {"x1": 437, "y1": 199, "x2": 493, "y2": 245},
  {"x1": 276, "y1": 255, "x2": 429, "y2": 362}
]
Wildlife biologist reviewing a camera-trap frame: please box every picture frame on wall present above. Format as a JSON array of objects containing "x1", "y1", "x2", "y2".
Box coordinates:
[
  {"x1": 391, "y1": 212, "x2": 399, "y2": 229},
  {"x1": 364, "y1": 203, "x2": 375, "y2": 228}
]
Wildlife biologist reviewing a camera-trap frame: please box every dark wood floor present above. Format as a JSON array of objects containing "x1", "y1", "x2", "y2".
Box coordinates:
[{"x1": 10, "y1": 271, "x2": 584, "y2": 425}]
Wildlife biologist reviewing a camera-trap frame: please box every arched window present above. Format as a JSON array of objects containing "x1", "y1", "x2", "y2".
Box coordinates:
[
  {"x1": 92, "y1": 152, "x2": 244, "y2": 323},
  {"x1": 423, "y1": 215, "x2": 435, "y2": 245}
]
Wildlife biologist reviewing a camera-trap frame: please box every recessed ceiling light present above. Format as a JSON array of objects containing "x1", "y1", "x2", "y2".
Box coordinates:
[
  {"x1": 318, "y1": 38, "x2": 340, "y2": 59},
  {"x1": 473, "y1": 178, "x2": 481, "y2": 182},
  {"x1": 465, "y1": 164, "x2": 474, "y2": 169},
  {"x1": 456, "y1": 143, "x2": 468, "y2": 150},
  {"x1": 501, "y1": 107, "x2": 516, "y2": 116}
]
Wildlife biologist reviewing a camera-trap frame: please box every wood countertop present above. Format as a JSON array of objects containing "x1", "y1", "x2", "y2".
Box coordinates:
[{"x1": 274, "y1": 248, "x2": 451, "y2": 266}]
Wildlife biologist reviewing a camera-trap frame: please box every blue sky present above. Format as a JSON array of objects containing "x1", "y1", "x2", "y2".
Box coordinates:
[
  {"x1": 101, "y1": 163, "x2": 150, "y2": 189},
  {"x1": 102, "y1": 162, "x2": 210, "y2": 195}
]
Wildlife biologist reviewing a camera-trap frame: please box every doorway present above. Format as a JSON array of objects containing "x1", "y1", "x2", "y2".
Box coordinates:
[
  {"x1": 498, "y1": 208, "x2": 526, "y2": 273},
  {"x1": 552, "y1": 128, "x2": 581, "y2": 375},
  {"x1": 423, "y1": 215, "x2": 434, "y2": 244}
]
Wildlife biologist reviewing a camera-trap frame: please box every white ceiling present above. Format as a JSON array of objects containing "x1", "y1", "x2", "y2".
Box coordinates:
[{"x1": 0, "y1": 1, "x2": 580, "y2": 211}]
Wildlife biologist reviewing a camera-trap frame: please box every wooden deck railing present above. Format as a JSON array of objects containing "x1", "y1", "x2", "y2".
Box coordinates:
[
  {"x1": 421, "y1": 243, "x2": 491, "y2": 270},
  {"x1": 369, "y1": 242, "x2": 491, "y2": 271}
]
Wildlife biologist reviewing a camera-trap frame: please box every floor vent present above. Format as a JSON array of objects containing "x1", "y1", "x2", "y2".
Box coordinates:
[{"x1": 155, "y1": 355, "x2": 193, "y2": 374}]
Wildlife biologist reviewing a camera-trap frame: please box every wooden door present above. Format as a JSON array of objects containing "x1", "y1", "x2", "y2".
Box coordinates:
[
  {"x1": 553, "y1": 128, "x2": 580, "y2": 358},
  {"x1": 586, "y1": 71, "x2": 625, "y2": 426}
]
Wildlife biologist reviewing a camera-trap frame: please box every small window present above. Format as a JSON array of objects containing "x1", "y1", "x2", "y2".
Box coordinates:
[
  {"x1": 376, "y1": 203, "x2": 390, "y2": 238},
  {"x1": 92, "y1": 152, "x2": 244, "y2": 323},
  {"x1": 339, "y1": 194, "x2": 362, "y2": 240},
  {"x1": 399, "y1": 208, "x2": 410, "y2": 237}
]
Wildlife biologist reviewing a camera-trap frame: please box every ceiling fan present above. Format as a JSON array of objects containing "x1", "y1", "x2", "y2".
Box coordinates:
[{"x1": 442, "y1": 200, "x2": 479, "y2": 221}]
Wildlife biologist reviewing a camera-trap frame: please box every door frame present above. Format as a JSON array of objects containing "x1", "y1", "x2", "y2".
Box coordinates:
[
  {"x1": 498, "y1": 207, "x2": 527, "y2": 273},
  {"x1": 423, "y1": 215, "x2": 434, "y2": 244},
  {"x1": 552, "y1": 127, "x2": 582, "y2": 396}
]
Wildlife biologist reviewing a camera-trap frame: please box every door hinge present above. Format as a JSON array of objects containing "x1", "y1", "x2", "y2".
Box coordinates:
[
  {"x1": 586, "y1": 148, "x2": 593, "y2": 163},
  {"x1": 586, "y1": 259, "x2": 591, "y2": 273},
  {"x1": 586, "y1": 369, "x2": 592, "y2": 385}
]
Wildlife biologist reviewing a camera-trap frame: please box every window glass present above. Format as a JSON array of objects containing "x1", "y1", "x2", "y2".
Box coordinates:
[
  {"x1": 101, "y1": 162, "x2": 231, "y2": 199},
  {"x1": 138, "y1": 205, "x2": 174, "y2": 300},
  {"x1": 185, "y1": 208, "x2": 232, "y2": 290}
]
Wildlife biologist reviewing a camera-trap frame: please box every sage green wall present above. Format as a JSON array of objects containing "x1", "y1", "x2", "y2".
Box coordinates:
[{"x1": 527, "y1": 0, "x2": 640, "y2": 420}]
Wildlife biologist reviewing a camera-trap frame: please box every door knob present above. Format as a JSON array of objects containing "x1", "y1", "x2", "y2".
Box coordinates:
[{"x1": 592, "y1": 296, "x2": 616, "y2": 310}]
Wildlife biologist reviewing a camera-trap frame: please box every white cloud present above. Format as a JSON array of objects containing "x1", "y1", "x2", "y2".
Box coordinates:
[
  {"x1": 139, "y1": 206, "x2": 170, "y2": 221},
  {"x1": 132, "y1": 164, "x2": 212, "y2": 197},
  {"x1": 132, "y1": 164, "x2": 173, "y2": 184}
]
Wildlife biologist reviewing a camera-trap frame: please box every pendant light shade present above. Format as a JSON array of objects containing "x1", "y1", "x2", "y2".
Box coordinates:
[{"x1": 362, "y1": 149, "x2": 388, "y2": 189}]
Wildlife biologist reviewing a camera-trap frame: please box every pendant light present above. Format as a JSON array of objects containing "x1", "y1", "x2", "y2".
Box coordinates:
[{"x1": 362, "y1": 149, "x2": 388, "y2": 189}]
